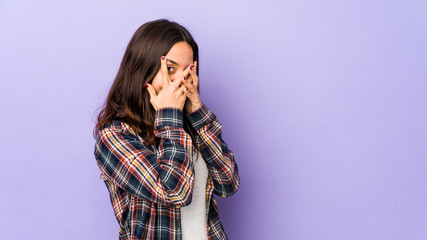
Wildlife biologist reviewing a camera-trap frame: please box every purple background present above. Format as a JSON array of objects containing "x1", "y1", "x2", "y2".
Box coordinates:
[{"x1": 1, "y1": 0, "x2": 426, "y2": 239}]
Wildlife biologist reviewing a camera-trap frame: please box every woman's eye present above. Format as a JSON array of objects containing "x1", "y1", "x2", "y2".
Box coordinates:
[{"x1": 167, "y1": 66, "x2": 174, "y2": 72}]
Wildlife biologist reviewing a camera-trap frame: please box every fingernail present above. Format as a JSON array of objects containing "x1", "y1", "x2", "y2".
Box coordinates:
[
  {"x1": 190, "y1": 64, "x2": 194, "y2": 70},
  {"x1": 145, "y1": 84, "x2": 148, "y2": 88},
  {"x1": 161, "y1": 56, "x2": 165, "y2": 60},
  {"x1": 183, "y1": 76, "x2": 186, "y2": 80}
]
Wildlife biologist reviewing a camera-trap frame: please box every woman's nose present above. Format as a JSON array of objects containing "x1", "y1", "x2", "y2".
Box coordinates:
[{"x1": 170, "y1": 71, "x2": 184, "y2": 82}]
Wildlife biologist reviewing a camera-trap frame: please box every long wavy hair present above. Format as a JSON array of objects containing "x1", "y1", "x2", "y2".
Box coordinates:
[{"x1": 95, "y1": 19, "x2": 200, "y2": 148}]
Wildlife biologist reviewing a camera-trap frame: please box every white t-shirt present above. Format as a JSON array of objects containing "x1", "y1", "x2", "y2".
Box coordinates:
[{"x1": 180, "y1": 151, "x2": 209, "y2": 240}]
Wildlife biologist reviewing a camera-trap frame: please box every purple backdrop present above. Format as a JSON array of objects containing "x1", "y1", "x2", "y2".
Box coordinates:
[{"x1": 1, "y1": 0, "x2": 426, "y2": 239}]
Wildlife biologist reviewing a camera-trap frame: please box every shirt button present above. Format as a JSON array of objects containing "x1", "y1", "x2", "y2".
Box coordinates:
[
  {"x1": 207, "y1": 226, "x2": 211, "y2": 231},
  {"x1": 176, "y1": 205, "x2": 181, "y2": 208}
]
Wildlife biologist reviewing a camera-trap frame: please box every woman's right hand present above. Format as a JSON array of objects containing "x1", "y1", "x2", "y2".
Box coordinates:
[{"x1": 145, "y1": 56, "x2": 187, "y2": 111}]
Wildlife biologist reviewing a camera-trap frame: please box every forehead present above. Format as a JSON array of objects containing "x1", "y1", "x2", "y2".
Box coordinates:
[{"x1": 166, "y1": 41, "x2": 193, "y2": 66}]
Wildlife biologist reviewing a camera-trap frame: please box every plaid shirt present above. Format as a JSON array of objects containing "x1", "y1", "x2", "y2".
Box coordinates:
[{"x1": 94, "y1": 104, "x2": 240, "y2": 240}]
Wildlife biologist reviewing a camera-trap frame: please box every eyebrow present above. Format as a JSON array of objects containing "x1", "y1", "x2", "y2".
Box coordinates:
[
  {"x1": 166, "y1": 59, "x2": 178, "y2": 65},
  {"x1": 167, "y1": 59, "x2": 192, "y2": 69}
]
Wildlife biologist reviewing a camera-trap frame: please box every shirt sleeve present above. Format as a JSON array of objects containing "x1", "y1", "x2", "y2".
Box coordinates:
[
  {"x1": 186, "y1": 104, "x2": 240, "y2": 197},
  {"x1": 94, "y1": 107, "x2": 195, "y2": 207}
]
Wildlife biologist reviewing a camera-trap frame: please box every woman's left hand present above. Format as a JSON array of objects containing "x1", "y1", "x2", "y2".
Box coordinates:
[{"x1": 182, "y1": 61, "x2": 203, "y2": 114}]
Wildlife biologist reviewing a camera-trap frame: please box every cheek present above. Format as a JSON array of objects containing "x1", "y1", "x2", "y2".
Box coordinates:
[
  {"x1": 169, "y1": 73, "x2": 176, "y2": 81},
  {"x1": 169, "y1": 72, "x2": 183, "y2": 82}
]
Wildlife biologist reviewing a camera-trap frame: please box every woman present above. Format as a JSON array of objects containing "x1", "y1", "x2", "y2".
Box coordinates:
[{"x1": 94, "y1": 19, "x2": 240, "y2": 240}]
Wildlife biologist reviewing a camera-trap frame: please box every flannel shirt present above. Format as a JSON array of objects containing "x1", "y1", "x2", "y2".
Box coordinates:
[{"x1": 94, "y1": 104, "x2": 240, "y2": 240}]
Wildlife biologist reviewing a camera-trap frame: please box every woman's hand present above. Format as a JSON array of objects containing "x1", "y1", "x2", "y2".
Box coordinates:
[
  {"x1": 182, "y1": 62, "x2": 203, "y2": 114},
  {"x1": 145, "y1": 57, "x2": 187, "y2": 111}
]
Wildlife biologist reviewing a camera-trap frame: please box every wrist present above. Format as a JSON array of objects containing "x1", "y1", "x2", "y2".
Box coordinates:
[
  {"x1": 188, "y1": 102, "x2": 202, "y2": 114},
  {"x1": 193, "y1": 102, "x2": 203, "y2": 112}
]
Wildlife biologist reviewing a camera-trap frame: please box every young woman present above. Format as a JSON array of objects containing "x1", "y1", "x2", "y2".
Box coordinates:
[{"x1": 94, "y1": 19, "x2": 240, "y2": 240}]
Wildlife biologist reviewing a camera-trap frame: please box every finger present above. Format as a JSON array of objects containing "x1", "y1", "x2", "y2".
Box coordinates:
[
  {"x1": 182, "y1": 65, "x2": 191, "y2": 80},
  {"x1": 182, "y1": 77, "x2": 197, "y2": 94},
  {"x1": 178, "y1": 82, "x2": 187, "y2": 95},
  {"x1": 181, "y1": 76, "x2": 191, "y2": 88},
  {"x1": 192, "y1": 61, "x2": 197, "y2": 75},
  {"x1": 160, "y1": 56, "x2": 169, "y2": 88},
  {"x1": 184, "y1": 88, "x2": 194, "y2": 98},
  {"x1": 185, "y1": 62, "x2": 196, "y2": 82},
  {"x1": 172, "y1": 76, "x2": 184, "y2": 89},
  {"x1": 188, "y1": 66, "x2": 199, "y2": 87},
  {"x1": 145, "y1": 83, "x2": 157, "y2": 97}
]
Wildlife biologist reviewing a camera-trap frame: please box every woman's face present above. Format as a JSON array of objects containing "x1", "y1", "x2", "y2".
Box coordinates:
[{"x1": 151, "y1": 41, "x2": 194, "y2": 94}]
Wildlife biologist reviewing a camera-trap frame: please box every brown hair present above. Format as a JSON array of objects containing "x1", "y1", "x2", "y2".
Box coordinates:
[{"x1": 95, "y1": 19, "x2": 200, "y2": 148}]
